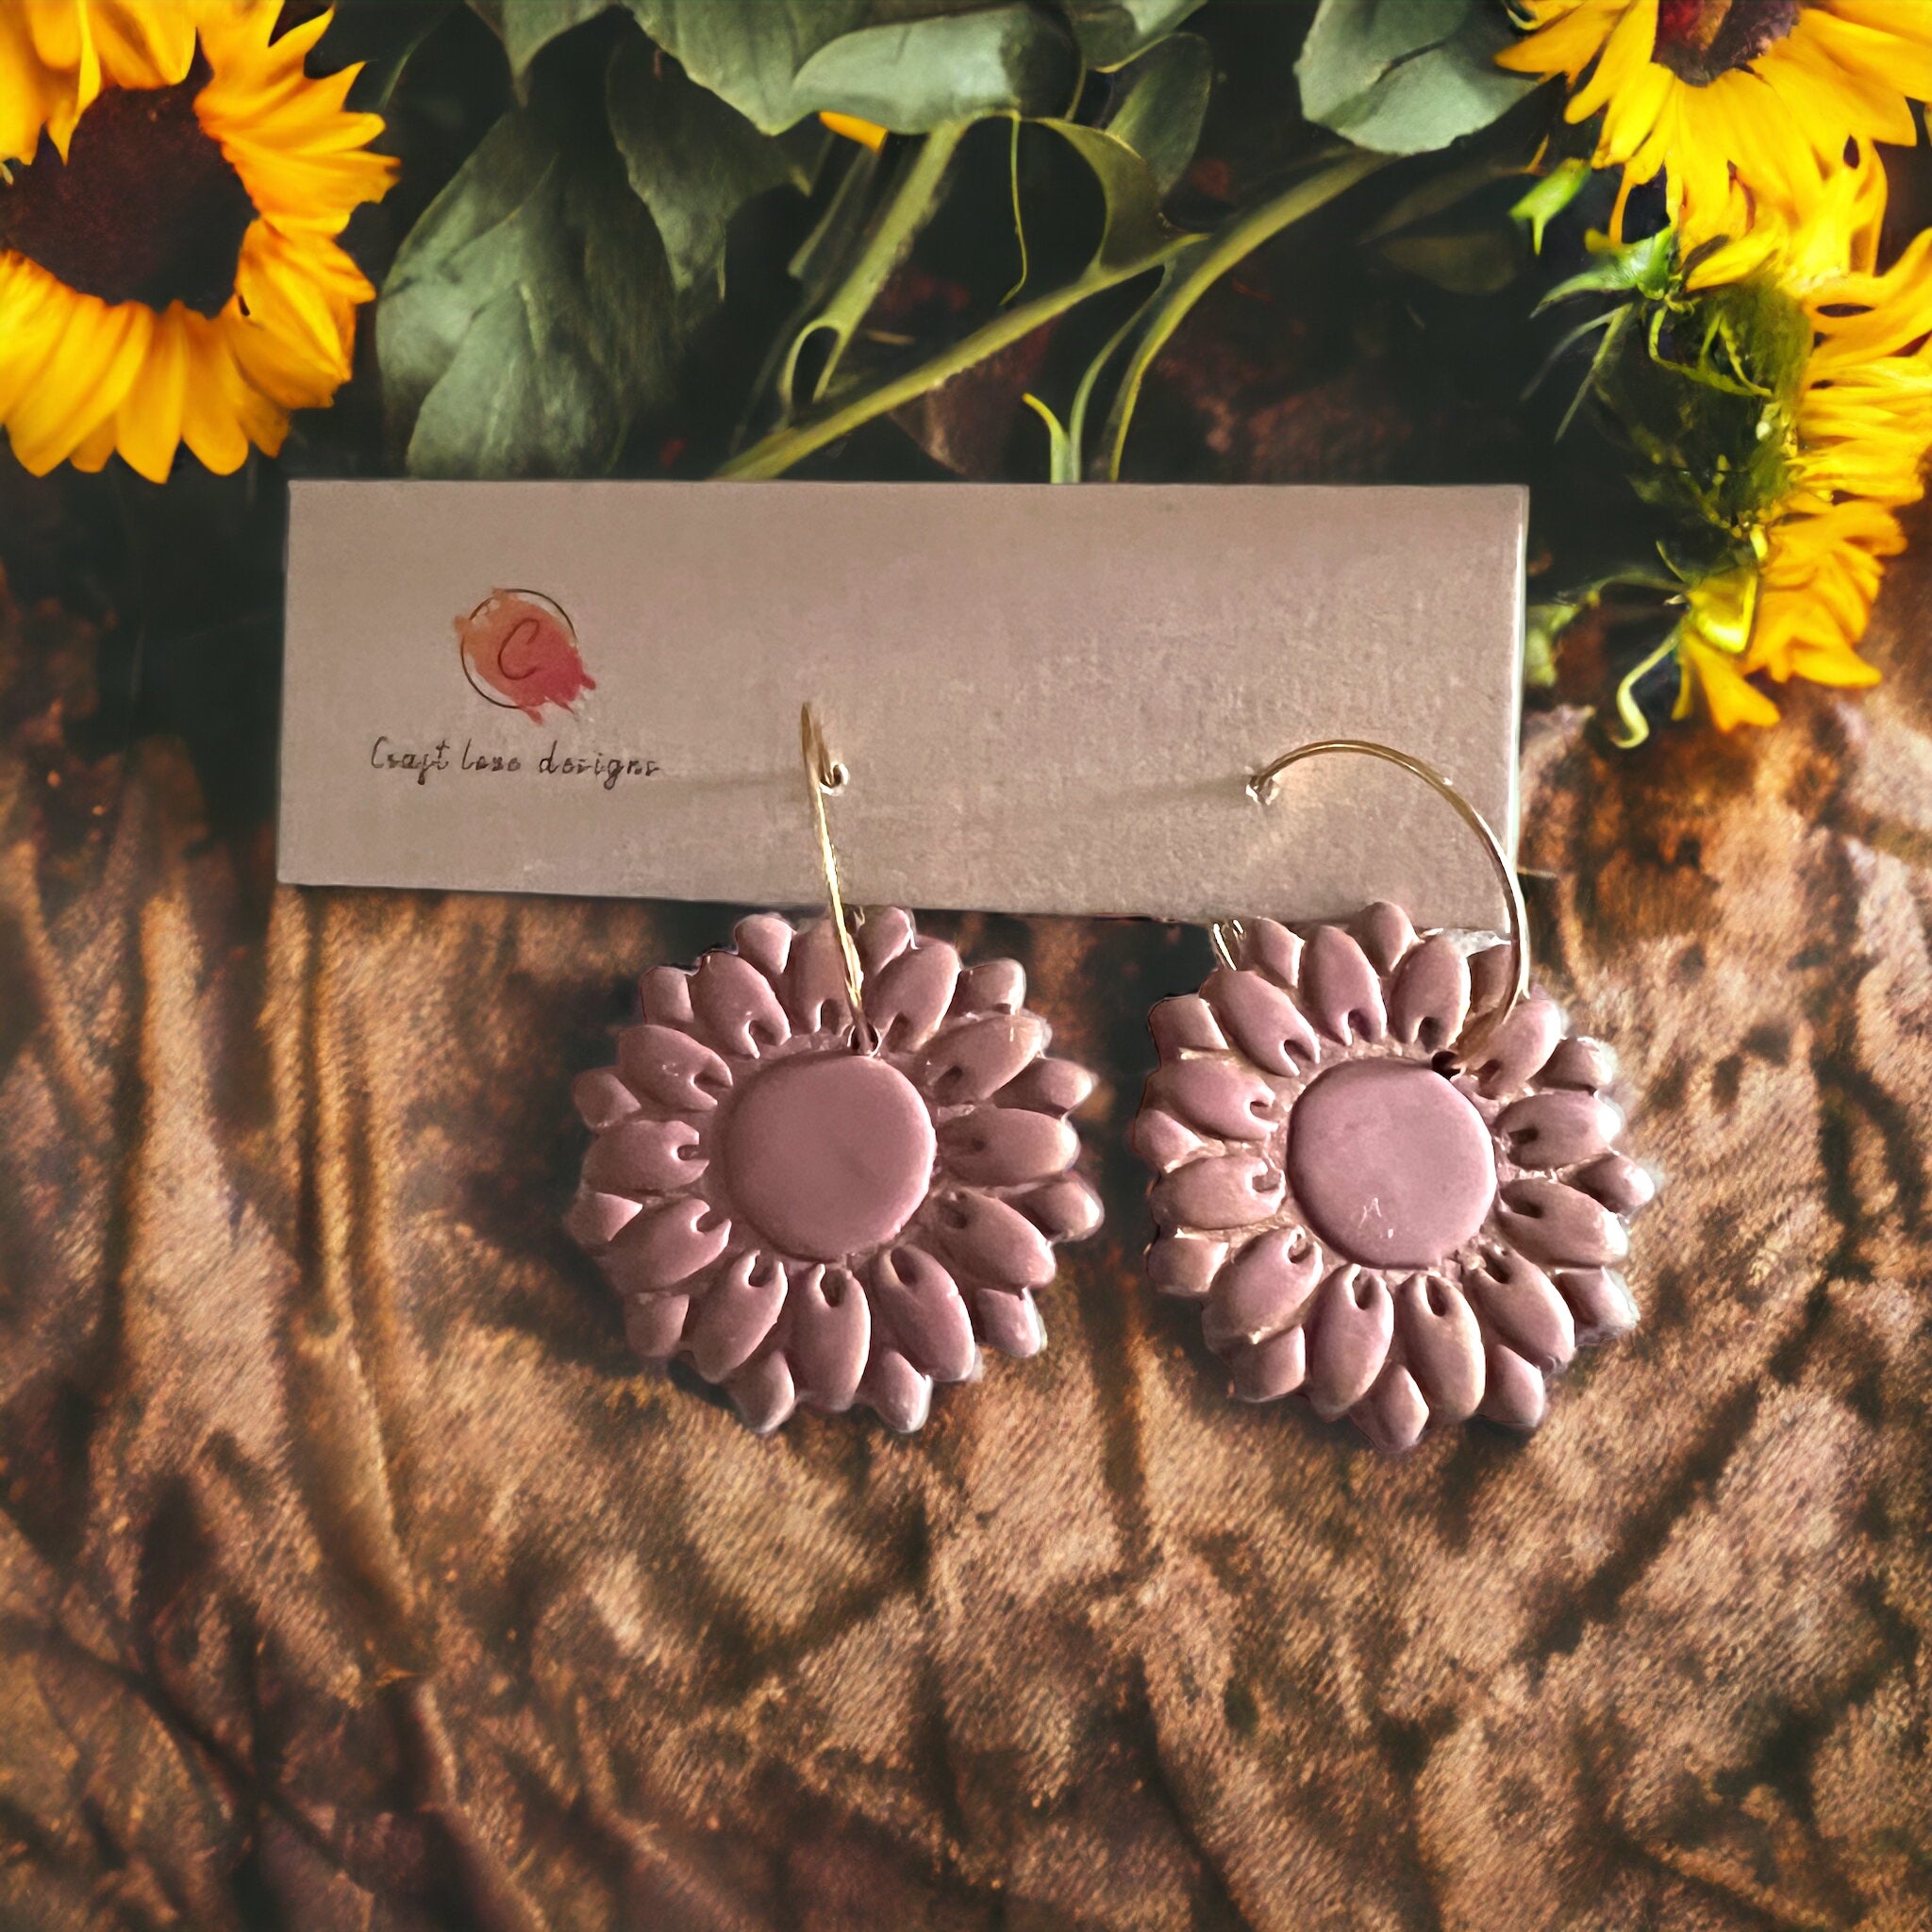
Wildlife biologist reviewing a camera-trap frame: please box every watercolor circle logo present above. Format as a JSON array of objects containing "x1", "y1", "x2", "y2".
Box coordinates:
[{"x1": 456, "y1": 589, "x2": 595, "y2": 723}]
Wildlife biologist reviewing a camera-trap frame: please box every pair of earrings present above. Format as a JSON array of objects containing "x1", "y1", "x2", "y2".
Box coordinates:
[{"x1": 566, "y1": 710, "x2": 1652, "y2": 1451}]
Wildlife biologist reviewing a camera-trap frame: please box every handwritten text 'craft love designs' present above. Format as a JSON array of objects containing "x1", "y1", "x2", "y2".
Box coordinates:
[{"x1": 367, "y1": 588, "x2": 660, "y2": 792}]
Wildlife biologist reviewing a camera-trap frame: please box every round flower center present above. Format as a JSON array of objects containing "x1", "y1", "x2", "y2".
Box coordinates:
[
  {"x1": 1286, "y1": 1059, "x2": 1496, "y2": 1269},
  {"x1": 724, "y1": 1054, "x2": 937, "y2": 1263},
  {"x1": 1653, "y1": 0, "x2": 1801, "y2": 86},
  {"x1": 0, "y1": 66, "x2": 255, "y2": 315}
]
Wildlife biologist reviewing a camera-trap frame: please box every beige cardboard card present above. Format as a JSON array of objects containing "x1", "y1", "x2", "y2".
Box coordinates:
[{"x1": 279, "y1": 480, "x2": 1524, "y2": 928}]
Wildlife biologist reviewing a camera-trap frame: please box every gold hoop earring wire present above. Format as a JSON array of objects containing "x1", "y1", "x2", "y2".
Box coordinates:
[
  {"x1": 800, "y1": 702, "x2": 875, "y2": 1053},
  {"x1": 1209, "y1": 737, "x2": 1528, "y2": 1064}
]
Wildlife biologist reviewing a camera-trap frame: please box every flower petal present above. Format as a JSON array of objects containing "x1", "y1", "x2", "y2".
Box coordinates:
[
  {"x1": 997, "y1": 1057, "x2": 1096, "y2": 1116},
  {"x1": 1469, "y1": 997, "x2": 1565, "y2": 1098},
  {"x1": 1240, "y1": 917, "x2": 1303, "y2": 988},
  {"x1": 940, "y1": 1108, "x2": 1077, "y2": 1185},
  {"x1": 1203, "y1": 1226, "x2": 1322, "y2": 1350},
  {"x1": 1148, "y1": 1232, "x2": 1226, "y2": 1299},
  {"x1": 787, "y1": 1265, "x2": 870, "y2": 1410},
  {"x1": 1388, "y1": 934, "x2": 1472, "y2": 1052},
  {"x1": 623, "y1": 1292, "x2": 689, "y2": 1360},
  {"x1": 691, "y1": 949, "x2": 791, "y2": 1057},
  {"x1": 726, "y1": 1349, "x2": 797, "y2": 1434},
  {"x1": 582, "y1": 1116, "x2": 707, "y2": 1196},
  {"x1": 1151, "y1": 1152, "x2": 1285, "y2": 1232},
  {"x1": 687, "y1": 1251, "x2": 787, "y2": 1377},
  {"x1": 1148, "y1": 1058, "x2": 1281, "y2": 1141},
  {"x1": 1557, "y1": 1266, "x2": 1639, "y2": 1341},
  {"x1": 1228, "y1": 1324, "x2": 1307, "y2": 1403},
  {"x1": 567, "y1": 1190, "x2": 641, "y2": 1252},
  {"x1": 1572, "y1": 1154, "x2": 1656, "y2": 1215},
  {"x1": 573, "y1": 1068, "x2": 639, "y2": 1132},
  {"x1": 860, "y1": 1348, "x2": 933, "y2": 1432},
  {"x1": 919, "y1": 1013, "x2": 1048, "y2": 1102},
  {"x1": 1357, "y1": 1365, "x2": 1428, "y2": 1454},
  {"x1": 1299, "y1": 925, "x2": 1387, "y2": 1044},
  {"x1": 1020, "y1": 1177, "x2": 1103, "y2": 1242},
  {"x1": 1477, "y1": 1341, "x2": 1547, "y2": 1430},
  {"x1": 1468, "y1": 944, "x2": 1515, "y2": 1022},
  {"x1": 872, "y1": 1245, "x2": 976, "y2": 1382},
  {"x1": 1203, "y1": 967, "x2": 1320, "y2": 1075},
  {"x1": 732, "y1": 912, "x2": 793, "y2": 981},
  {"x1": 1467, "y1": 1250, "x2": 1575, "y2": 1372},
  {"x1": 638, "y1": 965, "x2": 693, "y2": 1026},
  {"x1": 857, "y1": 906, "x2": 914, "y2": 975},
  {"x1": 935, "y1": 1191, "x2": 1056, "y2": 1289},
  {"x1": 1396, "y1": 1274, "x2": 1484, "y2": 1424},
  {"x1": 973, "y1": 1287, "x2": 1044, "y2": 1358},
  {"x1": 1537, "y1": 1034, "x2": 1616, "y2": 1091},
  {"x1": 608, "y1": 1197, "x2": 731, "y2": 1291},
  {"x1": 868, "y1": 939, "x2": 961, "y2": 1050},
  {"x1": 1350, "y1": 901, "x2": 1416, "y2": 974},
  {"x1": 1131, "y1": 1107, "x2": 1203, "y2": 1174},
  {"x1": 1303, "y1": 1268, "x2": 1393, "y2": 1420},
  {"x1": 787, "y1": 918, "x2": 854, "y2": 1036},
  {"x1": 1494, "y1": 1177, "x2": 1629, "y2": 1268},
  {"x1": 1149, "y1": 993, "x2": 1226, "y2": 1058},
  {"x1": 617, "y1": 1024, "x2": 732, "y2": 1113},
  {"x1": 1494, "y1": 1090, "x2": 1622, "y2": 1170},
  {"x1": 956, "y1": 958, "x2": 1025, "y2": 1015}
]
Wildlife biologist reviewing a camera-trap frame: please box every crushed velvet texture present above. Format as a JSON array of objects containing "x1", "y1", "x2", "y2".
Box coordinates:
[{"x1": 2, "y1": 563, "x2": 1931, "y2": 1932}]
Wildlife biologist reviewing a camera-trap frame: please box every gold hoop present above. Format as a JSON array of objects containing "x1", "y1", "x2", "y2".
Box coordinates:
[
  {"x1": 799, "y1": 702, "x2": 872, "y2": 1049},
  {"x1": 1209, "y1": 737, "x2": 1528, "y2": 1058}
]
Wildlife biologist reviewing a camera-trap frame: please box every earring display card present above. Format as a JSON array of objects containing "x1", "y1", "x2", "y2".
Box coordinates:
[{"x1": 279, "y1": 480, "x2": 1524, "y2": 929}]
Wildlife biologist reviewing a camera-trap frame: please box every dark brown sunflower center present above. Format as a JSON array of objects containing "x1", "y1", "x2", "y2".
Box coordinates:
[
  {"x1": 1653, "y1": 0, "x2": 1802, "y2": 85},
  {"x1": 0, "y1": 61, "x2": 254, "y2": 316}
]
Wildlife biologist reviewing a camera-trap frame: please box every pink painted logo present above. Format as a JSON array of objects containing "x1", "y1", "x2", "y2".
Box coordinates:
[{"x1": 456, "y1": 589, "x2": 594, "y2": 723}]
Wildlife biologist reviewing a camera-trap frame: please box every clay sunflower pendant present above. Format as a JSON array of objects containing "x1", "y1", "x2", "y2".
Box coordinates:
[
  {"x1": 1134, "y1": 903, "x2": 1653, "y2": 1451},
  {"x1": 569, "y1": 908, "x2": 1101, "y2": 1433}
]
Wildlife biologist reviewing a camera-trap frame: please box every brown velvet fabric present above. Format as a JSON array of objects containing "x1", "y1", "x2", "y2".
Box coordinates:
[{"x1": 2, "y1": 553, "x2": 1930, "y2": 1932}]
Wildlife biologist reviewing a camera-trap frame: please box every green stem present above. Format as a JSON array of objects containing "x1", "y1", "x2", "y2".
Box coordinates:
[
  {"x1": 718, "y1": 234, "x2": 1193, "y2": 480},
  {"x1": 1066, "y1": 298, "x2": 1146, "y2": 477},
  {"x1": 1100, "y1": 148, "x2": 1391, "y2": 480},
  {"x1": 1610, "y1": 627, "x2": 1682, "y2": 749},
  {"x1": 783, "y1": 122, "x2": 968, "y2": 413}
]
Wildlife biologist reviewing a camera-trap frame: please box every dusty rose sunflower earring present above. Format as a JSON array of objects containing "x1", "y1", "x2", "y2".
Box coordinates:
[
  {"x1": 1133, "y1": 738, "x2": 1653, "y2": 1453},
  {"x1": 567, "y1": 706, "x2": 1102, "y2": 1435}
]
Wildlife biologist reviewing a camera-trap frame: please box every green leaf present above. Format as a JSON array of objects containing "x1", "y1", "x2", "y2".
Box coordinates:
[
  {"x1": 322, "y1": 0, "x2": 455, "y2": 111},
  {"x1": 1538, "y1": 226, "x2": 1676, "y2": 308},
  {"x1": 1021, "y1": 392, "x2": 1078, "y2": 481},
  {"x1": 606, "y1": 35, "x2": 810, "y2": 294},
  {"x1": 468, "y1": 0, "x2": 613, "y2": 78},
  {"x1": 790, "y1": 8, "x2": 1079, "y2": 130},
  {"x1": 625, "y1": 0, "x2": 1078, "y2": 133},
  {"x1": 1524, "y1": 600, "x2": 1581, "y2": 688},
  {"x1": 378, "y1": 80, "x2": 675, "y2": 475},
  {"x1": 1041, "y1": 119, "x2": 1177, "y2": 273},
  {"x1": 1103, "y1": 32, "x2": 1211, "y2": 197},
  {"x1": 1511, "y1": 156, "x2": 1591, "y2": 251},
  {"x1": 1296, "y1": 0, "x2": 1536, "y2": 156},
  {"x1": 1063, "y1": 0, "x2": 1207, "y2": 70}
]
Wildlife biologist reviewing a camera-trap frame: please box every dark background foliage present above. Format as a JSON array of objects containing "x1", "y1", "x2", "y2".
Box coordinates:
[{"x1": 0, "y1": 0, "x2": 1811, "y2": 835}]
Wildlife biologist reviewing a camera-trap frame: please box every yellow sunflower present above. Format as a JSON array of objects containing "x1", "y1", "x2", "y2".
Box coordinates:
[
  {"x1": 0, "y1": 0, "x2": 394, "y2": 482},
  {"x1": 1666, "y1": 153, "x2": 1932, "y2": 727},
  {"x1": 0, "y1": 1, "x2": 194, "y2": 165},
  {"x1": 1500, "y1": 0, "x2": 1932, "y2": 243}
]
